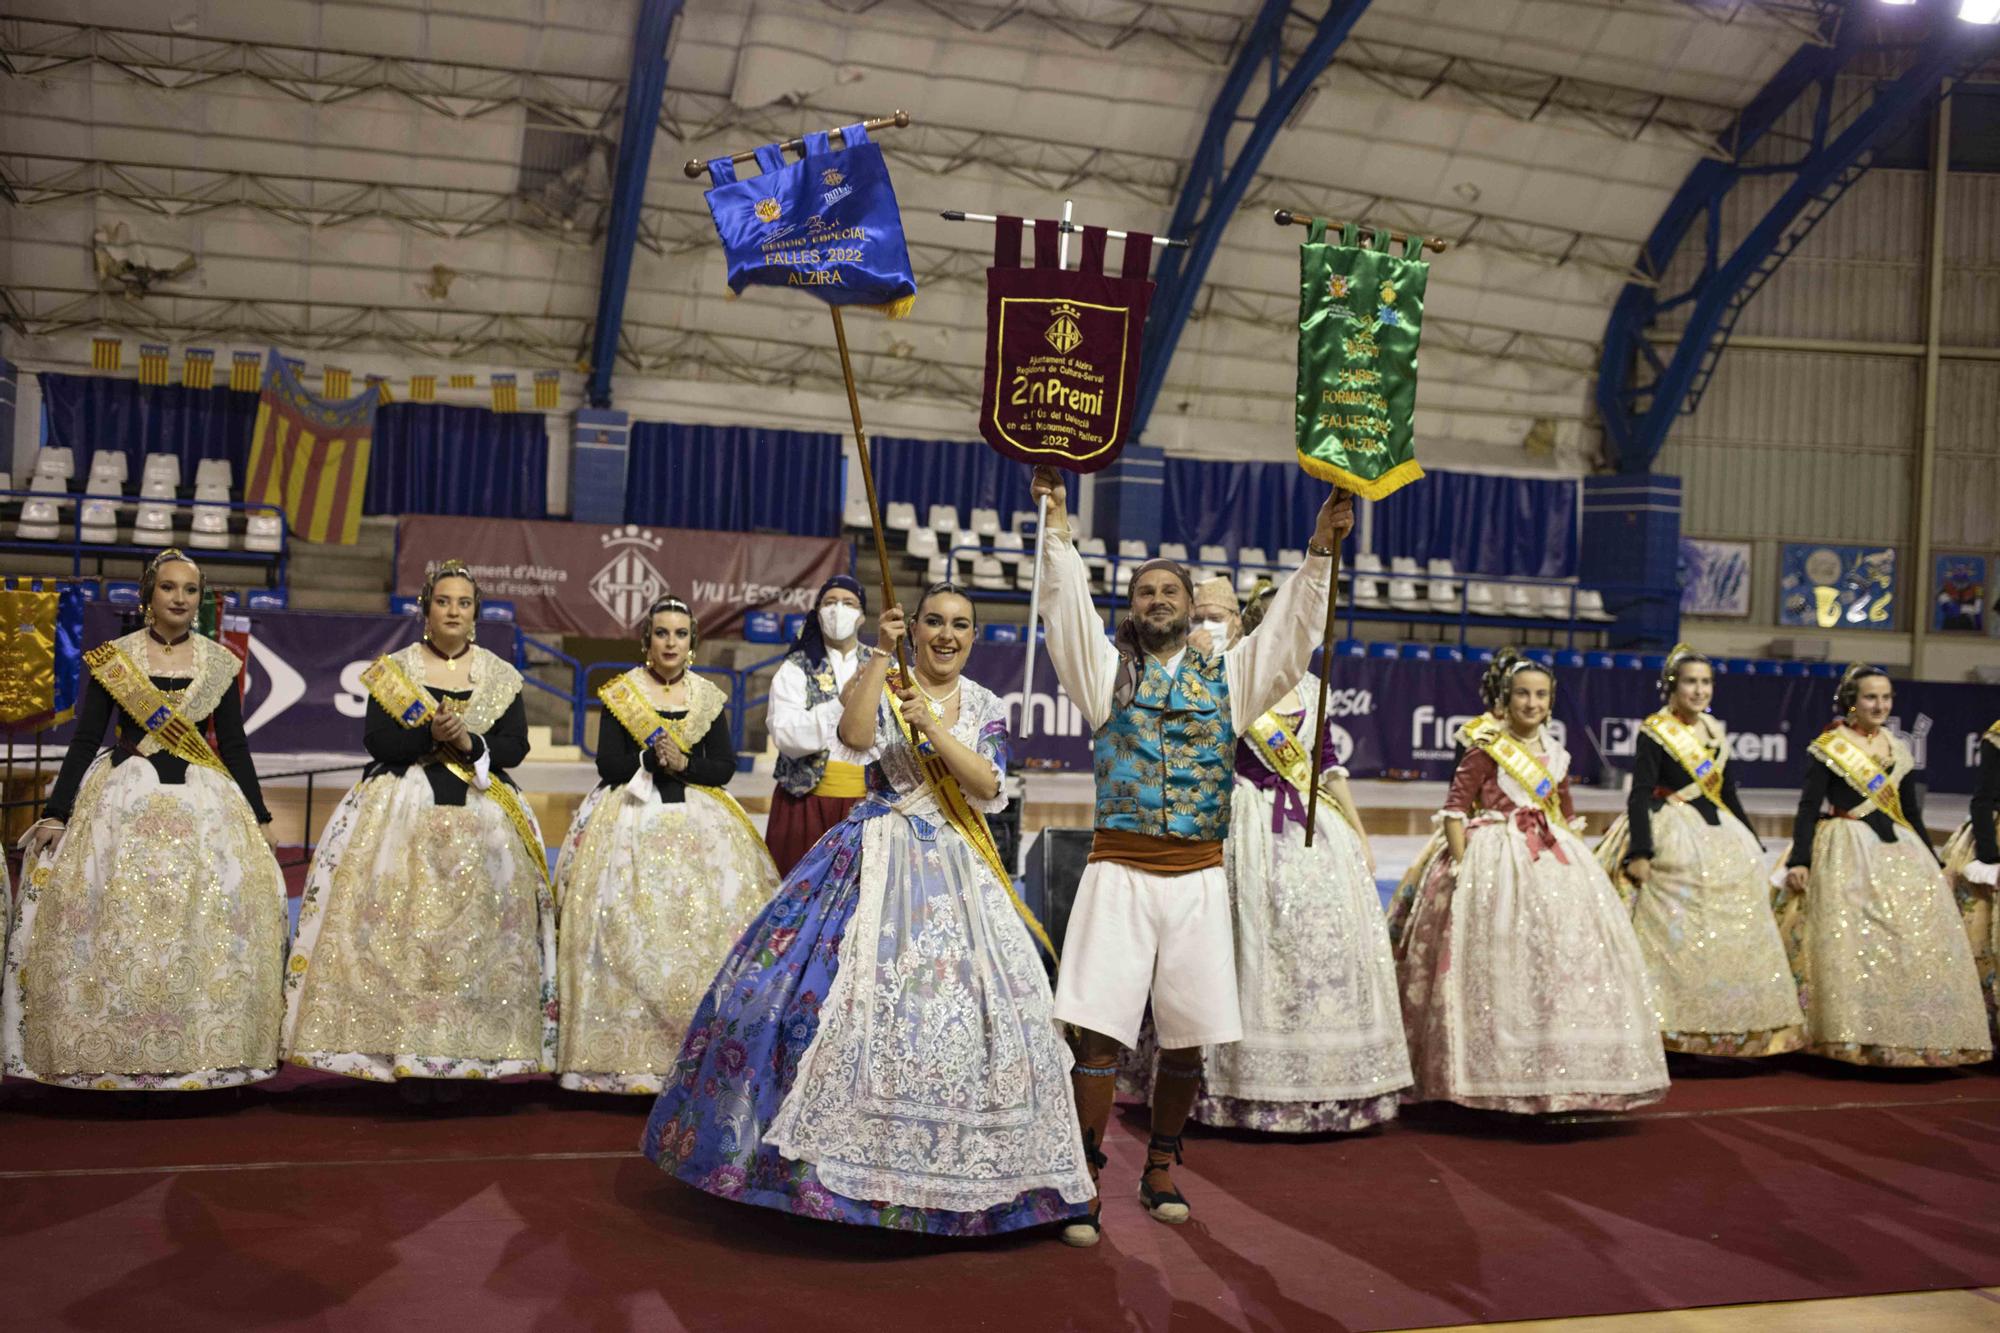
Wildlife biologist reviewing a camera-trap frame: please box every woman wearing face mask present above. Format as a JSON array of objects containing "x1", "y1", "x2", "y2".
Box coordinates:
[
  {"x1": 1129, "y1": 577, "x2": 1411, "y2": 1132},
  {"x1": 1397, "y1": 660, "x2": 1667, "y2": 1112},
  {"x1": 551, "y1": 597, "x2": 778, "y2": 1093},
  {"x1": 282, "y1": 560, "x2": 556, "y2": 1090},
  {"x1": 1383, "y1": 647, "x2": 1517, "y2": 950},
  {"x1": 765, "y1": 576, "x2": 872, "y2": 875},
  {"x1": 643, "y1": 583, "x2": 1093, "y2": 1237},
  {"x1": 1941, "y1": 714, "x2": 1999, "y2": 1033},
  {"x1": 1595, "y1": 646, "x2": 1805, "y2": 1057},
  {"x1": 1773, "y1": 665, "x2": 1989, "y2": 1066},
  {"x1": 5, "y1": 549, "x2": 287, "y2": 1090}
]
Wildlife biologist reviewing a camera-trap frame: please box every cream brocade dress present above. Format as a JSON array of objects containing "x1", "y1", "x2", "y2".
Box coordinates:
[
  {"x1": 1595, "y1": 716, "x2": 1806, "y2": 1056},
  {"x1": 281, "y1": 644, "x2": 556, "y2": 1080},
  {"x1": 3, "y1": 632, "x2": 288, "y2": 1090},
  {"x1": 1773, "y1": 730, "x2": 1990, "y2": 1067},
  {"x1": 552, "y1": 670, "x2": 778, "y2": 1093}
]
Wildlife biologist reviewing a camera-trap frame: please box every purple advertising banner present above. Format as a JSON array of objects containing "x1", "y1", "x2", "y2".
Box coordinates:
[{"x1": 965, "y1": 646, "x2": 1998, "y2": 796}]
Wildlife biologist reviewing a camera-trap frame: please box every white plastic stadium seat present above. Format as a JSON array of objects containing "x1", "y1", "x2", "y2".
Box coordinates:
[
  {"x1": 1354, "y1": 552, "x2": 1385, "y2": 575},
  {"x1": 87, "y1": 450, "x2": 128, "y2": 485},
  {"x1": 949, "y1": 529, "x2": 979, "y2": 578},
  {"x1": 142, "y1": 452, "x2": 181, "y2": 490},
  {"x1": 1235, "y1": 546, "x2": 1269, "y2": 597},
  {"x1": 885, "y1": 501, "x2": 919, "y2": 537},
  {"x1": 1425, "y1": 559, "x2": 1460, "y2": 613},
  {"x1": 193, "y1": 458, "x2": 232, "y2": 492},
  {"x1": 1010, "y1": 509, "x2": 1039, "y2": 534},
  {"x1": 1078, "y1": 536, "x2": 1111, "y2": 591},
  {"x1": 927, "y1": 504, "x2": 960, "y2": 535},
  {"x1": 80, "y1": 496, "x2": 119, "y2": 544},
  {"x1": 34, "y1": 447, "x2": 76, "y2": 481},
  {"x1": 993, "y1": 530, "x2": 1025, "y2": 568},
  {"x1": 190, "y1": 480, "x2": 232, "y2": 549},
  {"x1": 1198, "y1": 544, "x2": 1230, "y2": 570},
  {"x1": 1576, "y1": 589, "x2": 1616, "y2": 622},
  {"x1": 134, "y1": 498, "x2": 175, "y2": 539},
  {"x1": 15, "y1": 471, "x2": 64, "y2": 540},
  {"x1": 1353, "y1": 570, "x2": 1388, "y2": 609},
  {"x1": 1158, "y1": 542, "x2": 1189, "y2": 565},
  {"x1": 1539, "y1": 585, "x2": 1573, "y2": 619},
  {"x1": 245, "y1": 511, "x2": 284, "y2": 553},
  {"x1": 970, "y1": 507, "x2": 1001, "y2": 538},
  {"x1": 842, "y1": 489, "x2": 872, "y2": 531},
  {"x1": 1502, "y1": 585, "x2": 1538, "y2": 617},
  {"x1": 905, "y1": 527, "x2": 939, "y2": 562},
  {"x1": 924, "y1": 555, "x2": 949, "y2": 584},
  {"x1": 1465, "y1": 582, "x2": 1501, "y2": 616},
  {"x1": 972, "y1": 555, "x2": 1008, "y2": 592}
]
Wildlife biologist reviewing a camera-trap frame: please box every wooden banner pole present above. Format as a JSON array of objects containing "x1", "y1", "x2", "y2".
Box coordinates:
[{"x1": 828, "y1": 304, "x2": 911, "y2": 680}]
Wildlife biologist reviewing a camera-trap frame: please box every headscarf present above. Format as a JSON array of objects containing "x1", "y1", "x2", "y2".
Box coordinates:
[
  {"x1": 1112, "y1": 557, "x2": 1195, "y2": 710},
  {"x1": 787, "y1": 573, "x2": 868, "y2": 670}
]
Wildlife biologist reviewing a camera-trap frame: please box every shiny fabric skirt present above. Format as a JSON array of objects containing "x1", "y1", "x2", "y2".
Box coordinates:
[
  {"x1": 1136, "y1": 781, "x2": 1410, "y2": 1132},
  {"x1": 553, "y1": 780, "x2": 779, "y2": 1093},
  {"x1": 3, "y1": 755, "x2": 287, "y2": 1089},
  {"x1": 1773, "y1": 819, "x2": 1991, "y2": 1066},
  {"x1": 1396, "y1": 814, "x2": 1668, "y2": 1113},
  {"x1": 1941, "y1": 818, "x2": 1998, "y2": 1037},
  {"x1": 281, "y1": 766, "x2": 557, "y2": 1080},
  {"x1": 642, "y1": 803, "x2": 1092, "y2": 1234},
  {"x1": 1597, "y1": 804, "x2": 1805, "y2": 1056}
]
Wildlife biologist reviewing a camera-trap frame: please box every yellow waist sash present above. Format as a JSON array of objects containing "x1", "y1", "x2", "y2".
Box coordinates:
[
  {"x1": 84, "y1": 641, "x2": 230, "y2": 776},
  {"x1": 1642, "y1": 711, "x2": 1728, "y2": 810},
  {"x1": 362, "y1": 653, "x2": 553, "y2": 899},
  {"x1": 1810, "y1": 729, "x2": 1913, "y2": 833},
  {"x1": 883, "y1": 682, "x2": 1058, "y2": 963},
  {"x1": 810, "y1": 761, "x2": 868, "y2": 799}
]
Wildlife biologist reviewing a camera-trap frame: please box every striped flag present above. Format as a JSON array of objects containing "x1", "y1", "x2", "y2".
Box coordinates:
[
  {"x1": 448, "y1": 373, "x2": 476, "y2": 390},
  {"x1": 183, "y1": 348, "x2": 215, "y2": 389},
  {"x1": 323, "y1": 366, "x2": 351, "y2": 398},
  {"x1": 138, "y1": 344, "x2": 170, "y2": 386},
  {"x1": 92, "y1": 337, "x2": 122, "y2": 372},
  {"x1": 491, "y1": 373, "x2": 518, "y2": 413},
  {"x1": 231, "y1": 351, "x2": 262, "y2": 392},
  {"x1": 367, "y1": 374, "x2": 391, "y2": 404},
  {"x1": 410, "y1": 374, "x2": 436, "y2": 402},
  {"x1": 244, "y1": 350, "x2": 378, "y2": 545},
  {"x1": 533, "y1": 370, "x2": 559, "y2": 410}
]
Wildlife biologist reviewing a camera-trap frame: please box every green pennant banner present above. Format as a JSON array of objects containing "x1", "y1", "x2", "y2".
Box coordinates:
[{"x1": 1293, "y1": 219, "x2": 1428, "y2": 500}]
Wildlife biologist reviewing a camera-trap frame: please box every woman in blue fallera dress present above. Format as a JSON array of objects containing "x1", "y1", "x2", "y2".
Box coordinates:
[{"x1": 642, "y1": 584, "x2": 1093, "y2": 1235}]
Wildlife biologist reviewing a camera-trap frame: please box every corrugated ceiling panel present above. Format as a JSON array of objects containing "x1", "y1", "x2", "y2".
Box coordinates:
[{"x1": 1935, "y1": 360, "x2": 2000, "y2": 551}]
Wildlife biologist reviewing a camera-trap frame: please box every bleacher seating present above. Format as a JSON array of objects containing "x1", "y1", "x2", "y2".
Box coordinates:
[{"x1": 1425, "y1": 558, "x2": 1460, "y2": 612}]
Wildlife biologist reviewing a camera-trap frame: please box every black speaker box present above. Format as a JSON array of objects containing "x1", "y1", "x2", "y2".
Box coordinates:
[{"x1": 1022, "y1": 827, "x2": 1094, "y2": 953}]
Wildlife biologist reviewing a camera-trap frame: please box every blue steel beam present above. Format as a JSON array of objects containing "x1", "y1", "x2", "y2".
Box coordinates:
[
  {"x1": 1598, "y1": 4, "x2": 1998, "y2": 472},
  {"x1": 1131, "y1": 0, "x2": 1372, "y2": 442},
  {"x1": 585, "y1": 0, "x2": 682, "y2": 409}
]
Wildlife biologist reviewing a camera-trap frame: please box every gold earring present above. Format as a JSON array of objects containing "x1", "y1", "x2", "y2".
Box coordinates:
[
  {"x1": 144, "y1": 605, "x2": 155, "y2": 627},
  {"x1": 469, "y1": 622, "x2": 478, "y2": 644}
]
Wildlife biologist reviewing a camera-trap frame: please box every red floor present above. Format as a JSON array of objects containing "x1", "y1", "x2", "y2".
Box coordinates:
[{"x1": 3, "y1": 1057, "x2": 1999, "y2": 1332}]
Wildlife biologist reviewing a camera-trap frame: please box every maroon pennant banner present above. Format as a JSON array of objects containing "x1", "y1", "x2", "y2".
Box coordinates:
[{"x1": 978, "y1": 217, "x2": 1153, "y2": 473}]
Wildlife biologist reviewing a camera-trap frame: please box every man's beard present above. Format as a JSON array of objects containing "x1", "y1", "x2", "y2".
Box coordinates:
[{"x1": 1135, "y1": 611, "x2": 1188, "y2": 655}]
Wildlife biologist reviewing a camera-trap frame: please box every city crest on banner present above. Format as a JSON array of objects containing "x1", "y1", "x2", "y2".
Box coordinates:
[
  {"x1": 702, "y1": 123, "x2": 917, "y2": 317},
  {"x1": 977, "y1": 217, "x2": 1154, "y2": 474},
  {"x1": 1294, "y1": 220, "x2": 1429, "y2": 500}
]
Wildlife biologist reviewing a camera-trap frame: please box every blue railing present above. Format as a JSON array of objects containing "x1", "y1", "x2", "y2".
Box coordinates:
[{"x1": 0, "y1": 486, "x2": 290, "y2": 585}]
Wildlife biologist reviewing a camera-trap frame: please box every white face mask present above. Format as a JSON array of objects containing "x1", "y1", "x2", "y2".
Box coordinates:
[
  {"x1": 819, "y1": 603, "x2": 864, "y2": 642},
  {"x1": 1191, "y1": 616, "x2": 1231, "y2": 647}
]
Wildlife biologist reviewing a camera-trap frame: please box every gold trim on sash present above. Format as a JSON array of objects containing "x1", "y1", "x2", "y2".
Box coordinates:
[
  {"x1": 1454, "y1": 713, "x2": 1502, "y2": 750},
  {"x1": 882, "y1": 682, "x2": 1059, "y2": 963},
  {"x1": 597, "y1": 669, "x2": 772, "y2": 867},
  {"x1": 84, "y1": 641, "x2": 229, "y2": 776},
  {"x1": 1474, "y1": 728, "x2": 1565, "y2": 825},
  {"x1": 1809, "y1": 728, "x2": 1913, "y2": 833},
  {"x1": 1642, "y1": 711, "x2": 1728, "y2": 810},
  {"x1": 362, "y1": 652, "x2": 554, "y2": 899},
  {"x1": 1244, "y1": 703, "x2": 1316, "y2": 796}
]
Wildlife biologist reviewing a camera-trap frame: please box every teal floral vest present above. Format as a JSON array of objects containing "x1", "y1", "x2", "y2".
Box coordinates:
[{"x1": 1092, "y1": 650, "x2": 1234, "y2": 842}]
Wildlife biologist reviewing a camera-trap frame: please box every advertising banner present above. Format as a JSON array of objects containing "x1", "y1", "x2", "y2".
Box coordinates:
[
  {"x1": 969, "y1": 646, "x2": 1997, "y2": 797},
  {"x1": 394, "y1": 515, "x2": 848, "y2": 640}
]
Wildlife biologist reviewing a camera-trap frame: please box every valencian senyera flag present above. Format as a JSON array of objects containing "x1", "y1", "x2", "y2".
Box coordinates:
[
  {"x1": 0, "y1": 578, "x2": 86, "y2": 734},
  {"x1": 702, "y1": 122, "x2": 916, "y2": 317},
  {"x1": 245, "y1": 349, "x2": 380, "y2": 545},
  {"x1": 1294, "y1": 219, "x2": 1429, "y2": 500},
  {"x1": 978, "y1": 217, "x2": 1154, "y2": 474}
]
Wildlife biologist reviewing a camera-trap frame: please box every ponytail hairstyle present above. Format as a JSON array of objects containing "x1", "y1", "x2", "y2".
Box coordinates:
[{"x1": 638, "y1": 595, "x2": 699, "y2": 655}]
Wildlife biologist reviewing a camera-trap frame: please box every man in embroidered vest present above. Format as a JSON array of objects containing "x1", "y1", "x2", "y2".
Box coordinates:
[
  {"x1": 1030, "y1": 466, "x2": 1351, "y2": 1247},
  {"x1": 765, "y1": 575, "x2": 872, "y2": 875}
]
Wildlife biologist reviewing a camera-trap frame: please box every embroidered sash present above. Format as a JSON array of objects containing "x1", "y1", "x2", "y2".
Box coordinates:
[
  {"x1": 1454, "y1": 713, "x2": 1501, "y2": 750},
  {"x1": 1986, "y1": 718, "x2": 2000, "y2": 747},
  {"x1": 1474, "y1": 729, "x2": 1565, "y2": 825},
  {"x1": 83, "y1": 641, "x2": 229, "y2": 776},
  {"x1": 1244, "y1": 703, "x2": 1316, "y2": 796},
  {"x1": 1642, "y1": 711, "x2": 1728, "y2": 809},
  {"x1": 882, "y1": 680, "x2": 1059, "y2": 963},
  {"x1": 363, "y1": 653, "x2": 553, "y2": 898},
  {"x1": 1809, "y1": 728, "x2": 1913, "y2": 833},
  {"x1": 598, "y1": 670, "x2": 769, "y2": 857}
]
